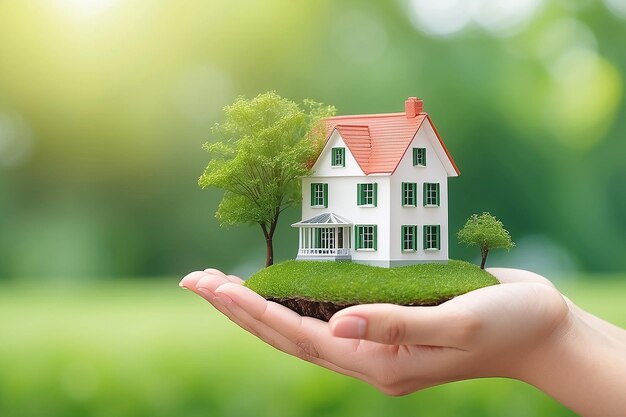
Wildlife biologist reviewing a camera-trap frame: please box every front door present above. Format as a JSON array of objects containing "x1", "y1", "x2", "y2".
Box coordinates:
[{"x1": 315, "y1": 228, "x2": 336, "y2": 253}]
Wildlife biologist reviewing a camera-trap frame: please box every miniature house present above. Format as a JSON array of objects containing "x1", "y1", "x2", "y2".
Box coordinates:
[{"x1": 292, "y1": 97, "x2": 460, "y2": 267}]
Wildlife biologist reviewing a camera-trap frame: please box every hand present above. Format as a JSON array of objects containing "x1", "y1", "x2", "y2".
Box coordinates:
[
  {"x1": 179, "y1": 267, "x2": 626, "y2": 417},
  {"x1": 178, "y1": 268, "x2": 569, "y2": 392}
]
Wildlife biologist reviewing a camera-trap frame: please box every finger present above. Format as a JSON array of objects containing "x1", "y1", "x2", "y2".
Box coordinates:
[
  {"x1": 190, "y1": 278, "x2": 371, "y2": 381},
  {"x1": 214, "y1": 283, "x2": 373, "y2": 370},
  {"x1": 487, "y1": 268, "x2": 556, "y2": 288},
  {"x1": 214, "y1": 291, "x2": 371, "y2": 382},
  {"x1": 186, "y1": 274, "x2": 299, "y2": 360},
  {"x1": 179, "y1": 270, "x2": 215, "y2": 289},
  {"x1": 329, "y1": 303, "x2": 473, "y2": 348},
  {"x1": 179, "y1": 269, "x2": 243, "y2": 290}
]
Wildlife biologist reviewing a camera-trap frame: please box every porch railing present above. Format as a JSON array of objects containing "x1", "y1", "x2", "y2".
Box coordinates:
[{"x1": 298, "y1": 248, "x2": 351, "y2": 256}]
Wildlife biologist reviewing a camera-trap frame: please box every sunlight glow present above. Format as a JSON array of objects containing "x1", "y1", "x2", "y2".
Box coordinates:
[{"x1": 56, "y1": 0, "x2": 119, "y2": 16}]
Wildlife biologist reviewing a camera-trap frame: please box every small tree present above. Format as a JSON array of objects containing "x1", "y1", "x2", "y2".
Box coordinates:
[
  {"x1": 457, "y1": 212, "x2": 514, "y2": 269},
  {"x1": 199, "y1": 92, "x2": 335, "y2": 267}
]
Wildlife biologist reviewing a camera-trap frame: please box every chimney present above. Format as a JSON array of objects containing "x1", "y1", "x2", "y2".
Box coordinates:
[{"x1": 405, "y1": 97, "x2": 424, "y2": 118}]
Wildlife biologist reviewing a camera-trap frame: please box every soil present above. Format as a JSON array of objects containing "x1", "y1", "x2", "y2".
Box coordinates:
[{"x1": 267, "y1": 296, "x2": 452, "y2": 322}]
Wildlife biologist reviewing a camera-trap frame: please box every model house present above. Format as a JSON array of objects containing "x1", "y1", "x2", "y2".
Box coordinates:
[{"x1": 292, "y1": 97, "x2": 460, "y2": 267}]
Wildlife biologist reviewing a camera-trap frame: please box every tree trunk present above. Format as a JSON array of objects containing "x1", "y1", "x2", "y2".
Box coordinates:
[
  {"x1": 480, "y1": 248, "x2": 489, "y2": 269},
  {"x1": 260, "y1": 221, "x2": 277, "y2": 268},
  {"x1": 265, "y1": 237, "x2": 274, "y2": 267}
]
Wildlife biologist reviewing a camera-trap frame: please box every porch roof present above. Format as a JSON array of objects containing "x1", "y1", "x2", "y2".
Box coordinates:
[{"x1": 291, "y1": 213, "x2": 353, "y2": 227}]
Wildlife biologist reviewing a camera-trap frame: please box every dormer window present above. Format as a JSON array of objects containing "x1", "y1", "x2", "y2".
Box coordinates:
[
  {"x1": 413, "y1": 148, "x2": 426, "y2": 166},
  {"x1": 331, "y1": 147, "x2": 345, "y2": 167}
]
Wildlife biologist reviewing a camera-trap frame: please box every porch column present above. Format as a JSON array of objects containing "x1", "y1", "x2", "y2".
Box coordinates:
[{"x1": 298, "y1": 228, "x2": 302, "y2": 253}]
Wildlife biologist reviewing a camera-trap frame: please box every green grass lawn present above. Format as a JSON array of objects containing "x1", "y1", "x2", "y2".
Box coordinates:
[
  {"x1": 1, "y1": 276, "x2": 624, "y2": 417},
  {"x1": 245, "y1": 260, "x2": 498, "y2": 304}
]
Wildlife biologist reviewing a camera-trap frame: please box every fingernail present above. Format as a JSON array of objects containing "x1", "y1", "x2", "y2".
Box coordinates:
[
  {"x1": 332, "y1": 316, "x2": 367, "y2": 339},
  {"x1": 179, "y1": 278, "x2": 187, "y2": 289},
  {"x1": 214, "y1": 291, "x2": 234, "y2": 306}
]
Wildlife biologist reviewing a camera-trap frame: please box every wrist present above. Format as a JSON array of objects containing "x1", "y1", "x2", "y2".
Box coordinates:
[{"x1": 513, "y1": 307, "x2": 626, "y2": 417}]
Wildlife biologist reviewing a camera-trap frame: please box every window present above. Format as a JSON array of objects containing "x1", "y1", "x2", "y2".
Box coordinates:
[
  {"x1": 423, "y1": 183, "x2": 440, "y2": 206},
  {"x1": 402, "y1": 182, "x2": 417, "y2": 206},
  {"x1": 357, "y1": 183, "x2": 377, "y2": 206},
  {"x1": 413, "y1": 148, "x2": 426, "y2": 166},
  {"x1": 423, "y1": 225, "x2": 440, "y2": 250},
  {"x1": 310, "y1": 183, "x2": 328, "y2": 207},
  {"x1": 355, "y1": 225, "x2": 377, "y2": 250},
  {"x1": 331, "y1": 147, "x2": 345, "y2": 167},
  {"x1": 401, "y1": 225, "x2": 417, "y2": 251}
]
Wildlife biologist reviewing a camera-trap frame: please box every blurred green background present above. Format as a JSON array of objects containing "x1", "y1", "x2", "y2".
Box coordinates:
[{"x1": 0, "y1": 0, "x2": 625, "y2": 416}]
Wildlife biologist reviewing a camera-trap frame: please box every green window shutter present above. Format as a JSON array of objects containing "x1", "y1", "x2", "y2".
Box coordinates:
[
  {"x1": 310, "y1": 183, "x2": 315, "y2": 206},
  {"x1": 323, "y1": 183, "x2": 328, "y2": 208},
  {"x1": 423, "y1": 225, "x2": 427, "y2": 250},
  {"x1": 341, "y1": 148, "x2": 345, "y2": 167},
  {"x1": 412, "y1": 183, "x2": 417, "y2": 205},
  {"x1": 423, "y1": 183, "x2": 427, "y2": 207},
  {"x1": 423, "y1": 149, "x2": 427, "y2": 166},
  {"x1": 355, "y1": 226, "x2": 361, "y2": 249},
  {"x1": 373, "y1": 183, "x2": 378, "y2": 207},
  {"x1": 436, "y1": 183, "x2": 440, "y2": 206},
  {"x1": 373, "y1": 225, "x2": 377, "y2": 250},
  {"x1": 412, "y1": 148, "x2": 417, "y2": 166},
  {"x1": 436, "y1": 226, "x2": 441, "y2": 250},
  {"x1": 357, "y1": 184, "x2": 362, "y2": 206},
  {"x1": 400, "y1": 226, "x2": 404, "y2": 250},
  {"x1": 412, "y1": 225, "x2": 417, "y2": 250}
]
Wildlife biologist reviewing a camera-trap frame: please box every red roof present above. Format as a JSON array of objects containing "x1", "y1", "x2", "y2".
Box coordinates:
[{"x1": 322, "y1": 107, "x2": 460, "y2": 176}]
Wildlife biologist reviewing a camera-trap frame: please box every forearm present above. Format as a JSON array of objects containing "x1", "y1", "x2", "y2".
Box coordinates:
[{"x1": 517, "y1": 311, "x2": 626, "y2": 417}]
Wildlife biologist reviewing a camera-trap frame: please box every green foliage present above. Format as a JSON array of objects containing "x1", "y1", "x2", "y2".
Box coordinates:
[
  {"x1": 245, "y1": 260, "x2": 499, "y2": 305},
  {"x1": 458, "y1": 213, "x2": 514, "y2": 268},
  {"x1": 458, "y1": 213, "x2": 515, "y2": 251},
  {"x1": 199, "y1": 92, "x2": 335, "y2": 229}
]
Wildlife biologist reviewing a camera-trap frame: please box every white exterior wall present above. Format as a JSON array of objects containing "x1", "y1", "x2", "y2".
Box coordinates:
[
  {"x1": 301, "y1": 175, "x2": 391, "y2": 265},
  {"x1": 389, "y1": 120, "x2": 449, "y2": 263}
]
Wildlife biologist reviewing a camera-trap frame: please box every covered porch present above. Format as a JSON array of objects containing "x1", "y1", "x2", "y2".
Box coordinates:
[{"x1": 291, "y1": 213, "x2": 352, "y2": 261}]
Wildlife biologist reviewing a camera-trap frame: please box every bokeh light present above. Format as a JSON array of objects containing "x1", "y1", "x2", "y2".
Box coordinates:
[
  {"x1": 604, "y1": 0, "x2": 626, "y2": 18},
  {"x1": 407, "y1": 0, "x2": 543, "y2": 37}
]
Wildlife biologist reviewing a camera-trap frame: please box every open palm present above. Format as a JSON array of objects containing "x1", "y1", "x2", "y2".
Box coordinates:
[{"x1": 180, "y1": 267, "x2": 570, "y2": 395}]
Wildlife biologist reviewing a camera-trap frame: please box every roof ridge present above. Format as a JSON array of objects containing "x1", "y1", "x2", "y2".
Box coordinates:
[
  {"x1": 326, "y1": 111, "x2": 428, "y2": 120},
  {"x1": 334, "y1": 124, "x2": 372, "y2": 129}
]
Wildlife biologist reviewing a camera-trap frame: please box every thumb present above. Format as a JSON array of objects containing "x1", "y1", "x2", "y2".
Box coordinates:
[{"x1": 329, "y1": 303, "x2": 476, "y2": 348}]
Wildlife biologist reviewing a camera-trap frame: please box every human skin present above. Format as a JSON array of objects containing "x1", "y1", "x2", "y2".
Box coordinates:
[{"x1": 179, "y1": 268, "x2": 626, "y2": 417}]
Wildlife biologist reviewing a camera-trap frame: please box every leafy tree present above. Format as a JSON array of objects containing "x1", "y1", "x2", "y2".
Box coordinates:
[
  {"x1": 199, "y1": 92, "x2": 335, "y2": 267},
  {"x1": 457, "y1": 212, "x2": 515, "y2": 269}
]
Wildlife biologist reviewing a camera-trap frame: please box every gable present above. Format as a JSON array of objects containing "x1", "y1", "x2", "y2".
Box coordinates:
[
  {"x1": 393, "y1": 117, "x2": 460, "y2": 177},
  {"x1": 310, "y1": 130, "x2": 366, "y2": 177}
]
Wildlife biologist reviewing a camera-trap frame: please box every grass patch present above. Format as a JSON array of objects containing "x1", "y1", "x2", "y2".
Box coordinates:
[{"x1": 245, "y1": 259, "x2": 499, "y2": 305}]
